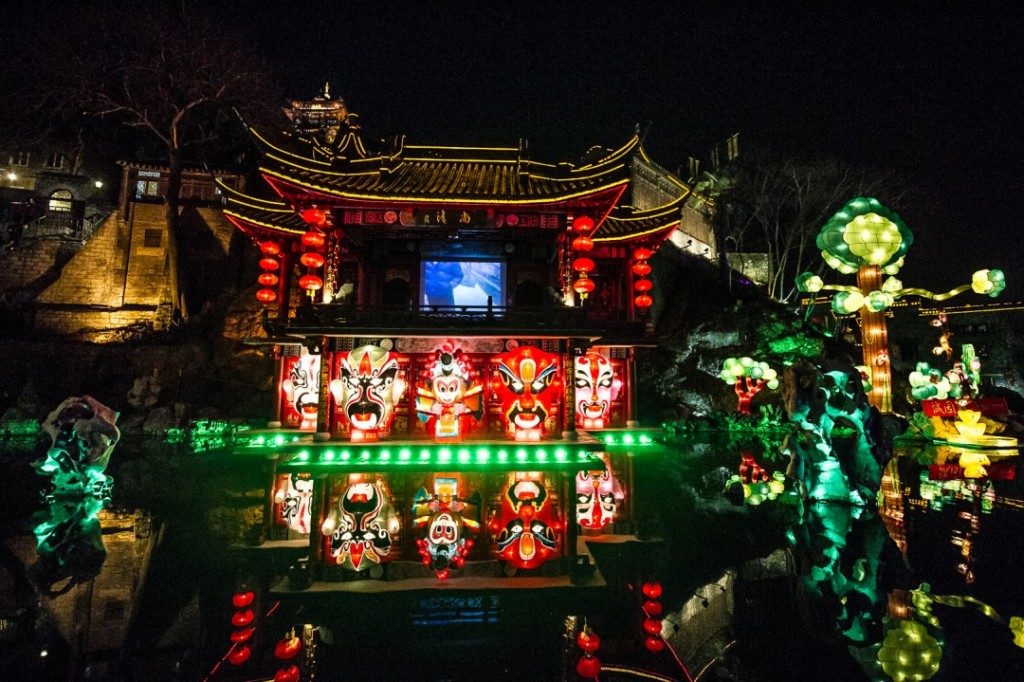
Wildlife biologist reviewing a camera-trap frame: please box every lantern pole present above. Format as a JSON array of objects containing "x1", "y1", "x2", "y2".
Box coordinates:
[{"x1": 857, "y1": 265, "x2": 892, "y2": 412}]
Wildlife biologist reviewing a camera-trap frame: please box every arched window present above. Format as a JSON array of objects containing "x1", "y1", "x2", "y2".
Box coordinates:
[{"x1": 48, "y1": 189, "x2": 73, "y2": 213}]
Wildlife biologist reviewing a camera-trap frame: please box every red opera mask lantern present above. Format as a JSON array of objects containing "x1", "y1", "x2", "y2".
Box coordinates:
[
  {"x1": 576, "y1": 456, "x2": 625, "y2": 530},
  {"x1": 573, "y1": 351, "x2": 621, "y2": 429},
  {"x1": 411, "y1": 477, "x2": 480, "y2": 579},
  {"x1": 282, "y1": 351, "x2": 320, "y2": 431},
  {"x1": 329, "y1": 345, "x2": 405, "y2": 442},
  {"x1": 322, "y1": 479, "x2": 400, "y2": 571},
  {"x1": 492, "y1": 346, "x2": 560, "y2": 441},
  {"x1": 273, "y1": 473, "x2": 314, "y2": 534},
  {"x1": 415, "y1": 345, "x2": 483, "y2": 442},
  {"x1": 492, "y1": 475, "x2": 561, "y2": 570}
]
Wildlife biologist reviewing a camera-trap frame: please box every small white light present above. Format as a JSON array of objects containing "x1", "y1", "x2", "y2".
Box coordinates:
[
  {"x1": 5, "y1": 172, "x2": 16, "y2": 181},
  {"x1": 40, "y1": 650, "x2": 49, "y2": 658},
  {"x1": 94, "y1": 180, "x2": 104, "y2": 188}
]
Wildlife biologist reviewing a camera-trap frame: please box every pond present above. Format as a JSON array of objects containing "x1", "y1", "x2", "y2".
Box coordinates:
[{"x1": 3, "y1": 434, "x2": 1023, "y2": 680}]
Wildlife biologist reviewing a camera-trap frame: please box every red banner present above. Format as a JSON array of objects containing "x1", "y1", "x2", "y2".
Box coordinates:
[
  {"x1": 921, "y1": 398, "x2": 1010, "y2": 418},
  {"x1": 928, "y1": 461, "x2": 1016, "y2": 481}
]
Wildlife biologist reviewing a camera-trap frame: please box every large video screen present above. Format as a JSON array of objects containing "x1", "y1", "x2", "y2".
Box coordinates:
[{"x1": 421, "y1": 260, "x2": 505, "y2": 307}]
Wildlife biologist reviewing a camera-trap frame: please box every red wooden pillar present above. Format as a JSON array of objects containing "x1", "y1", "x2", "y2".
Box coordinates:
[{"x1": 315, "y1": 337, "x2": 333, "y2": 441}]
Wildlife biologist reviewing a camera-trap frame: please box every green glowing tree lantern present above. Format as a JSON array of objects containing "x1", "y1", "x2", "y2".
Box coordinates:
[
  {"x1": 720, "y1": 357, "x2": 779, "y2": 414},
  {"x1": 797, "y1": 197, "x2": 1007, "y2": 412},
  {"x1": 876, "y1": 619, "x2": 942, "y2": 681}
]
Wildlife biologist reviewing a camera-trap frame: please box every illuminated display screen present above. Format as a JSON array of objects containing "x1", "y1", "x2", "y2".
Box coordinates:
[{"x1": 421, "y1": 260, "x2": 504, "y2": 307}]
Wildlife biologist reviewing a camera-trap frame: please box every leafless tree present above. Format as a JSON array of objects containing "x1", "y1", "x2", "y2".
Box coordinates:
[
  {"x1": 712, "y1": 153, "x2": 910, "y2": 302},
  {"x1": 38, "y1": 4, "x2": 277, "y2": 319}
]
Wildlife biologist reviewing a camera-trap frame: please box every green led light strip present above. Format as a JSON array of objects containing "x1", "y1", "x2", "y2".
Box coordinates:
[{"x1": 276, "y1": 443, "x2": 604, "y2": 470}]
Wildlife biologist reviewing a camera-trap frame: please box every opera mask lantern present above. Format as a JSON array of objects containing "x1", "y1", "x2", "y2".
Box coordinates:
[
  {"x1": 411, "y1": 477, "x2": 480, "y2": 579},
  {"x1": 273, "y1": 473, "x2": 314, "y2": 534},
  {"x1": 330, "y1": 345, "x2": 405, "y2": 442},
  {"x1": 574, "y1": 351, "x2": 621, "y2": 429},
  {"x1": 493, "y1": 346, "x2": 560, "y2": 442},
  {"x1": 575, "y1": 457, "x2": 624, "y2": 530},
  {"x1": 491, "y1": 476, "x2": 560, "y2": 570},
  {"x1": 282, "y1": 351, "x2": 320, "y2": 430},
  {"x1": 416, "y1": 346, "x2": 483, "y2": 442},
  {"x1": 321, "y1": 480, "x2": 400, "y2": 572}
]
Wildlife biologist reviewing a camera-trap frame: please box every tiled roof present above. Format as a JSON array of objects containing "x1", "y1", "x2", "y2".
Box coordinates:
[
  {"x1": 592, "y1": 191, "x2": 690, "y2": 242},
  {"x1": 217, "y1": 181, "x2": 307, "y2": 236}
]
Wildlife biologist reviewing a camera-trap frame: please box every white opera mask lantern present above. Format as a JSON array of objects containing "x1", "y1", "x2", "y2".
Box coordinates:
[
  {"x1": 574, "y1": 351, "x2": 621, "y2": 429},
  {"x1": 283, "y1": 350, "x2": 320, "y2": 430},
  {"x1": 329, "y1": 345, "x2": 406, "y2": 442}
]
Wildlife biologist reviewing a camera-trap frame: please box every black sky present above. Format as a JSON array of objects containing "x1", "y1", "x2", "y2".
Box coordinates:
[{"x1": 5, "y1": 2, "x2": 1023, "y2": 297}]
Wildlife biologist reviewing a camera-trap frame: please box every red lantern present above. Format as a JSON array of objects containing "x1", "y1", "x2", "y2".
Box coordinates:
[
  {"x1": 274, "y1": 665, "x2": 300, "y2": 682},
  {"x1": 300, "y1": 252, "x2": 326, "y2": 269},
  {"x1": 634, "y1": 278, "x2": 653, "y2": 293},
  {"x1": 643, "y1": 618, "x2": 662, "y2": 635},
  {"x1": 232, "y1": 591, "x2": 255, "y2": 608},
  {"x1": 298, "y1": 274, "x2": 323, "y2": 291},
  {"x1": 230, "y1": 627, "x2": 255, "y2": 643},
  {"x1": 642, "y1": 581, "x2": 663, "y2": 599},
  {"x1": 572, "y1": 257, "x2": 595, "y2": 273},
  {"x1": 643, "y1": 599, "x2": 663, "y2": 617},
  {"x1": 634, "y1": 294, "x2": 653, "y2": 309},
  {"x1": 274, "y1": 635, "x2": 302, "y2": 660},
  {"x1": 576, "y1": 630, "x2": 601, "y2": 653},
  {"x1": 644, "y1": 636, "x2": 666, "y2": 653},
  {"x1": 256, "y1": 288, "x2": 277, "y2": 304},
  {"x1": 300, "y1": 207, "x2": 327, "y2": 226},
  {"x1": 572, "y1": 235, "x2": 594, "y2": 252},
  {"x1": 260, "y1": 241, "x2": 281, "y2": 256},
  {"x1": 227, "y1": 645, "x2": 251, "y2": 666},
  {"x1": 301, "y1": 230, "x2": 325, "y2": 249},
  {"x1": 231, "y1": 609, "x2": 254, "y2": 627},
  {"x1": 573, "y1": 277, "x2": 596, "y2": 295},
  {"x1": 258, "y1": 273, "x2": 279, "y2": 287},
  {"x1": 633, "y1": 247, "x2": 654, "y2": 261},
  {"x1": 576, "y1": 655, "x2": 601, "y2": 679},
  {"x1": 572, "y1": 216, "x2": 595, "y2": 233},
  {"x1": 632, "y1": 261, "x2": 652, "y2": 276},
  {"x1": 259, "y1": 257, "x2": 280, "y2": 271}
]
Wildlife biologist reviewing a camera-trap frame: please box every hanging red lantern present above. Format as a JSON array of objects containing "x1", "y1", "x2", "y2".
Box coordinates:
[
  {"x1": 633, "y1": 247, "x2": 654, "y2": 261},
  {"x1": 227, "y1": 645, "x2": 252, "y2": 666},
  {"x1": 572, "y1": 235, "x2": 594, "y2": 252},
  {"x1": 576, "y1": 629, "x2": 601, "y2": 653},
  {"x1": 634, "y1": 278, "x2": 653, "y2": 293},
  {"x1": 643, "y1": 618, "x2": 662, "y2": 635},
  {"x1": 643, "y1": 599, "x2": 663, "y2": 618},
  {"x1": 572, "y1": 257, "x2": 595, "y2": 273},
  {"x1": 230, "y1": 627, "x2": 255, "y2": 643},
  {"x1": 572, "y1": 215, "x2": 595, "y2": 233},
  {"x1": 259, "y1": 241, "x2": 281, "y2": 256},
  {"x1": 576, "y1": 655, "x2": 601, "y2": 679},
  {"x1": 632, "y1": 261, "x2": 652, "y2": 277},
  {"x1": 298, "y1": 274, "x2": 323, "y2": 292},
  {"x1": 274, "y1": 634, "x2": 302, "y2": 660},
  {"x1": 231, "y1": 609, "x2": 254, "y2": 627},
  {"x1": 642, "y1": 581, "x2": 663, "y2": 599},
  {"x1": 300, "y1": 207, "x2": 327, "y2": 226},
  {"x1": 573, "y1": 277, "x2": 596, "y2": 296},
  {"x1": 256, "y1": 288, "x2": 277, "y2": 304},
  {"x1": 232, "y1": 591, "x2": 255, "y2": 608},
  {"x1": 300, "y1": 252, "x2": 326, "y2": 268},
  {"x1": 258, "y1": 273, "x2": 279, "y2": 287},
  {"x1": 259, "y1": 257, "x2": 280, "y2": 271},
  {"x1": 635, "y1": 294, "x2": 653, "y2": 309},
  {"x1": 644, "y1": 636, "x2": 666, "y2": 653},
  {"x1": 274, "y1": 665, "x2": 300, "y2": 682},
  {"x1": 301, "y1": 230, "x2": 325, "y2": 249}
]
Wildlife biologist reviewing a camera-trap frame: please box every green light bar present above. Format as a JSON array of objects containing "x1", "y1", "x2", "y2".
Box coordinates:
[{"x1": 596, "y1": 430, "x2": 660, "y2": 447}]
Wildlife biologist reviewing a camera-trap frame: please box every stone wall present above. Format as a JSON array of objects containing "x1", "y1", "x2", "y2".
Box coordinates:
[{"x1": 37, "y1": 210, "x2": 128, "y2": 309}]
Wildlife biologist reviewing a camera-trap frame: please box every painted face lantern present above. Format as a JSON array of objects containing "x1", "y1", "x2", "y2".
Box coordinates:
[
  {"x1": 411, "y1": 478, "x2": 481, "y2": 579},
  {"x1": 273, "y1": 473, "x2": 314, "y2": 534},
  {"x1": 330, "y1": 345, "x2": 405, "y2": 442},
  {"x1": 575, "y1": 456, "x2": 624, "y2": 530},
  {"x1": 493, "y1": 346, "x2": 560, "y2": 441},
  {"x1": 574, "y1": 351, "x2": 621, "y2": 429},
  {"x1": 321, "y1": 479, "x2": 400, "y2": 571},
  {"x1": 492, "y1": 476, "x2": 561, "y2": 570},
  {"x1": 282, "y1": 351, "x2": 320, "y2": 430},
  {"x1": 416, "y1": 346, "x2": 483, "y2": 442}
]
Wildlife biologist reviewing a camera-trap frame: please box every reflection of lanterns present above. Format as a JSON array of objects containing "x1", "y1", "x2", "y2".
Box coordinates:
[
  {"x1": 572, "y1": 257, "x2": 595, "y2": 273},
  {"x1": 645, "y1": 636, "x2": 665, "y2": 653},
  {"x1": 300, "y1": 252, "x2": 326, "y2": 268},
  {"x1": 575, "y1": 624, "x2": 601, "y2": 679},
  {"x1": 634, "y1": 294, "x2": 653, "y2": 309},
  {"x1": 572, "y1": 235, "x2": 593, "y2": 251},
  {"x1": 576, "y1": 655, "x2": 601, "y2": 679},
  {"x1": 228, "y1": 645, "x2": 252, "y2": 665},
  {"x1": 230, "y1": 627, "x2": 255, "y2": 643},
  {"x1": 232, "y1": 591, "x2": 254, "y2": 608},
  {"x1": 274, "y1": 666, "x2": 300, "y2": 682},
  {"x1": 274, "y1": 633, "x2": 302, "y2": 660},
  {"x1": 643, "y1": 618, "x2": 662, "y2": 635},
  {"x1": 231, "y1": 609, "x2": 254, "y2": 627},
  {"x1": 573, "y1": 215, "x2": 595, "y2": 233},
  {"x1": 643, "y1": 599, "x2": 662, "y2": 617},
  {"x1": 576, "y1": 629, "x2": 601, "y2": 653},
  {"x1": 300, "y1": 206, "x2": 327, "y2": 226},
  {"x1": 299, "y1": 274, "x2": 323, "y2": 292},
  {"x1": 642, "y1": 581, "x2": 663, "y2": 599}
]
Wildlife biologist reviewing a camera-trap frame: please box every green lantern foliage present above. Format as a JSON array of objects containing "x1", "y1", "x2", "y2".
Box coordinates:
[
  {"x1": 795, "y1": 271, "x2": 824, "y2": 293},
  {"x1": 817, "y1": 197, "x2": 914, "y2": 272},
  {"x1": 877, "y1": 619, "x2": 942, "y2": 681}
]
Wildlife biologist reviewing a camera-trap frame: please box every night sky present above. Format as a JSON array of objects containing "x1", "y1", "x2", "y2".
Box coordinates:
[{"x1": 6, "y1": 2, "x2": 1023, "y2": 297}]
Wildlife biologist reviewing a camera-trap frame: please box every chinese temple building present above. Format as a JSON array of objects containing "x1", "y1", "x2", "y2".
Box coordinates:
[{"x1": 220, "y1": 89, "x2": 691, "y2": 590}]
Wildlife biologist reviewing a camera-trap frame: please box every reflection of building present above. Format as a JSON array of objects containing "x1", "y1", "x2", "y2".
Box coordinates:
[{"x1": 221, "y1": 90, "x2": 684, "y2": 590}]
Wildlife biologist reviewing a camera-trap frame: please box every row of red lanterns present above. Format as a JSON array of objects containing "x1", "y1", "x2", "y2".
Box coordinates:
[
  {"x1": 257, "y1": 241, "x2": 281, "y2": 305},
  {"x1": 576, "y1": 624, "x2": 601, "y2": 679},
  {"x1": 273, "y1": 628, "x2": 302, "y2": 682},
  {"x1": 633, "y1": 247, "x2": 654, "y2": 310},
  {"x1": 299, "y1": 207, "x2": 326, "y2": 295},
  {"x1": 641, "y1": 580, "x2": 666, "y2": 653},
  {"x1": 228, "y1": 591, "x2": 256, "y2": 665},
  {"x1": 571, "y1": 216, "x2": 596, "y2": 299}
]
